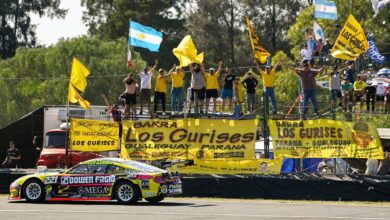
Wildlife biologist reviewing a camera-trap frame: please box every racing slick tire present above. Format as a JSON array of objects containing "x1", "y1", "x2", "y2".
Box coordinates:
[
  {"x1": 22, "y1": 179, "x2": 45, "y2": 202},
  {"x1": 115, "y1": 181, "x2": 140, "y2": 205},
  {"x1": 145, "y1": 195, "x2": 165, "y2": 204}
]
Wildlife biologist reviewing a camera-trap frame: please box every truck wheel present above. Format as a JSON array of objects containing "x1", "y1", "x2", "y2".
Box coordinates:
[
  {"x1": 115, "y1": 181, "x2": 139, "y2": 204},
  {"x1": 145, "y1": 195, "x2": 164, "y2": 204},
  {"x1": 22, "y1": 179, "x2": 45, "y2": 202}
]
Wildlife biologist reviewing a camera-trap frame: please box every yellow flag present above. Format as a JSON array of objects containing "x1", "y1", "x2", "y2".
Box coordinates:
[
  {"x1": 246, "y1": 17, "x2": 270, "y2": 64},
  {"x1": 68, "y1": 84, "x2": 91, "y2": 110},
  {"x1": 331, "y1": 14, "x2": 369, "y2": 61},
  {"x1": 70, "y1": 57, "x2": 90, "y2": 92},
  {"x1": 173, "y1": 35, "x2": 204, "y2": 67}
]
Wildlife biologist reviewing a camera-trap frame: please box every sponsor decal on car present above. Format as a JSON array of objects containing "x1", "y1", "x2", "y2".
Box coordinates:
[
  {"x1": 44, "y1": 176, "x2": 58, "y2": 184},
  {"x1": 143, "y1": 191, "x2": 157, "y2": 197},
  {"x1": 160, "y1": 185, "x2": 168, "y2": 194},
  {"x1": 77, "y1": 186, "x2": 110, "y2": 195},
  {"x1": 141, "y1": 180, "x2": 150, "y2": 190},
  {"x1": 125, "y1": 169, "x2": 140, "y2": 178},
  {"x1": 60, "y1": 175, "x2": 115, "y2": 185}
]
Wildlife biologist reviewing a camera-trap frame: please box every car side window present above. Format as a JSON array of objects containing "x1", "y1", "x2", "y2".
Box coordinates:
[
  {"x1": 87, "y1": 164, "x2": 108, "y2": 174},
  {"x1": 106, "y1": 165, "x2": 126, "y2": 174},
  {"x1": 68, "y1": 164, "x2": 89, "y2": 174}
]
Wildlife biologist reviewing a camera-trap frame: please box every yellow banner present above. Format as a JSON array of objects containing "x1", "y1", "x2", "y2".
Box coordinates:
[
  {"x1": 269, "y1": 119, "x2": 384, "y2": 159},
  {"x1": 120, "y1": 119, "x2": 258, "y2": 160},
  {"x1": 70, "y1": 118, "x2": 119, "y2": 152},
  {"x1": 246, "y1": 17, "x2": 270, "y2": 64},
  {"x1": 176, "y1": 158, "x2": 282, "y2": 175},
  {"x1": 331, "y1": 14, "x2": 369, "y2": 61}
]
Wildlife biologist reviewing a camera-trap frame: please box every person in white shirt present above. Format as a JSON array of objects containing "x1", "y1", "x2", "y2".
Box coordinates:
[
  {"x1": 139, "y1": 59, "x2": 158, "y2": 115},
  {"x1": 300, "y1": 44, "x2": 312, "y2": 67}
]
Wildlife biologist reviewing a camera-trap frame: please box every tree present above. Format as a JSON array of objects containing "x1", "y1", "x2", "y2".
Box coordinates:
[
  {"x1": 185, "y1": 0, "x2": 248, "y2": 66},
  {"x1": 0, "y1": 0, "x2": 67, "y2": 59},
  {"x1": 242, "y1": 0, "x2": 304, "y2": 54},
  {"x1": 0, "y1": 36, "x2": 146, "y2": 127},
  {"x1": 81, "y1": 0, "x2": 187, "y2": 68}
]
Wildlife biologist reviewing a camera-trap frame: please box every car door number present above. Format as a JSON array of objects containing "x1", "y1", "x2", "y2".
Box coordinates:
[{"x1": 44, "y1": 176, "x2": 58, "y2": 184}]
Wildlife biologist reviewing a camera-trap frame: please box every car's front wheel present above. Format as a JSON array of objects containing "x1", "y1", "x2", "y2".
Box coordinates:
[
  {"x1": 115, "y1": 181, "x2": 140, "y2": 204},
  {"x1": 145, "y1": 195, "x2": 164, "y2": 204},
  {"x1": 22, "y1": 179, "x2": 45, "y2": 202}
]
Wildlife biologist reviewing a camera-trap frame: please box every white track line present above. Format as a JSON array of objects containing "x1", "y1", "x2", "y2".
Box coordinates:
[{"x1": 0, "y1": 209, "x2": 388, "y2": 220}]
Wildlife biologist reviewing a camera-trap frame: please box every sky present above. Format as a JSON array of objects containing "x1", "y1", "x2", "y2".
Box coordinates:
[{"x1": 31, "y1": 0, "x2": 87, "y2": 46}]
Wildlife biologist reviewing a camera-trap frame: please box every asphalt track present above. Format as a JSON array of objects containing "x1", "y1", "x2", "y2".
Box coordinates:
[{"x1": 1, "y1": 197, "x2": 390, "y2": 220}]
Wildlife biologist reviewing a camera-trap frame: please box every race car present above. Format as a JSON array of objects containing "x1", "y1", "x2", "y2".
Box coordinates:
[{"x1": 9, "y1": 158, "x2": 182, "y2": 204}]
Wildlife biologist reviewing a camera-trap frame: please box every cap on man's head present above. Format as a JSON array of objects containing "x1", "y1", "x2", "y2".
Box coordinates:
[
  {"x1": 353, "y1": 122, "x2": 370, "y2": 135},
  {"x1": 209, "y1": 67, "x2": 215, "y2": 72},
  {"x1": 265, "y1": 66, "x2": 271, "y2": 69}
]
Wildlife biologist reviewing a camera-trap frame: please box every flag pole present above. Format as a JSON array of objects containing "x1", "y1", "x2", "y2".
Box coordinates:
[{"x1": 65, "y1": 86, "x2": 70, "y2": 169}]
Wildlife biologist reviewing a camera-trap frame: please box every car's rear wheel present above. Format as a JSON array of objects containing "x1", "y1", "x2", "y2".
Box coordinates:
[
  {"x1": 22, "y1": 179, "x2": 45, "y2": 202},
  {"x1": 145, "y1": 195, "x2": 164, "y2": 204},
  {"x1": 115, "y1": 181, "x2": 139, "y2": 204}
]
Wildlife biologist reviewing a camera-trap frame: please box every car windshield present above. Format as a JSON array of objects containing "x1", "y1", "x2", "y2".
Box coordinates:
[
  {"x1": 121, "y1": 160, "x2": 165, "y2": 173},
  {"x1": 44, "y1": 132, "x2": 66, "y2": 148}
]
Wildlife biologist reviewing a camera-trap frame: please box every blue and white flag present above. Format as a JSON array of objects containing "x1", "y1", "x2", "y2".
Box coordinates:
[
  {"x1": 314, "y1": 0, "x2": 338, "y2": 20},
  {"x1": 128, "y1": 21, "x2": 163, "y2": 52},
  {"x1": 313, "y1": 21, "x2": 325, "y2": 40},
  {"x1": 366, "y1": 37, "x2": 386, "y2": 64}
]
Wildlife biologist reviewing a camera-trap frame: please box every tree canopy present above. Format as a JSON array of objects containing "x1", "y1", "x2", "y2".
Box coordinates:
[
  {"x1": 0, "y1": 36, "x2": 145, "y2": 127},
  {"x1": 0, "y1": 0, "x2": 67, "y2": 59}
]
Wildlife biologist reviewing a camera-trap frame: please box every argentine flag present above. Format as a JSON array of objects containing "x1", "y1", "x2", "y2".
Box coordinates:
[
  {"x1": 128, "y1": 21, "x2": 163, "y2": 52},
  {"x1": 314, "y1": 0, "x2": 338, "y2": 20}
]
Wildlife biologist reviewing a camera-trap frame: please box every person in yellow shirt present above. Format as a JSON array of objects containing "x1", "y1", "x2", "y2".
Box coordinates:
[
  {"x1": 154, "y1": 69, "x2": 169, "y2": 115},
  {"x1": 169, "y1": 64, "x2": 185, "y2": 114},
  {"x1": 204, "y1": 61, "x2": 223, "y2": 113},
  {"x1": 254, "y1": 59, "x2": 281, "y2": 115},
  {"x1": 353, "y1": 75, "x2": 366, "y2": 111}
]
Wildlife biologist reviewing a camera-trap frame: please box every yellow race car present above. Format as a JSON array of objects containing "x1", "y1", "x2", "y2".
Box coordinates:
[{"x1": 9, "y1": 158, "x2": 182, "y2": 204}]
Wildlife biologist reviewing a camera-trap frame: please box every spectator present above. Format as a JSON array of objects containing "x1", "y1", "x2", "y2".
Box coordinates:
[
  {"x1": 345, "y1": 61, "x2": 355, "y2": 84},
  {"x1": 188, "y1": 63, "x2": 206, "y2": 114},
  {"x1": 233, "y1": 77, "x2": 244, "y2": 116},
  {"x1": 221, "y1": 65, "x2": 236, "y2": 113},
  {"x1": 300, "y1": 44, "x2": 312, "y2": 67},
  {"x1": 169, "y1": 64, "x2": 185, "y2": 115},
  {"x1": 139, "y1": 59, "x2": 158, "y2": 115},
  {"x1": 385, "y1": 86, "x2": 390, "y2": 113},
  {"x1": 1, "y1": 141, "x2": 21, "y2": 168},
  {"x1": 295, "y1": 61, "x2": 326, "y2": 118},
  {"x1": 121, "y1": 74, "x2": 138, "y2": 118},
  {"x1": 101, "y1": 94, "x2": 122, "y2": 122},
  {"x1": 204, "y1": 61, "x2": 223, "y2": 114},
  {"x1": 254, "y1": 59, "x2": 282, "y2": 115},
  {"x1": 375, "y1": 83, "x2": 386, "y2": 112},
  {"x1": 353, "y1": 75, "x2": 366, "y2": 111},
  {"x1": 323, "y1": 38, "x2": 332, "y2": 56},
  {"x1": 341, "y1": 78, "x2": 354, "y2": 111},
  {"x1": 241, "y1": 70, "x2": 259, "y2": 114},
  {"x1": 327, "y1": 65, "x2": 343, "y2": 107},
  {"x1": 365, "y1": 83, "x2": 376, "y2": 113},
  {"x1": 154, "y1": 69, "x2": 169, "y2": 115},
  {"x1": 316, "y1": 38, "x2": 324, "y2": 64}
]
